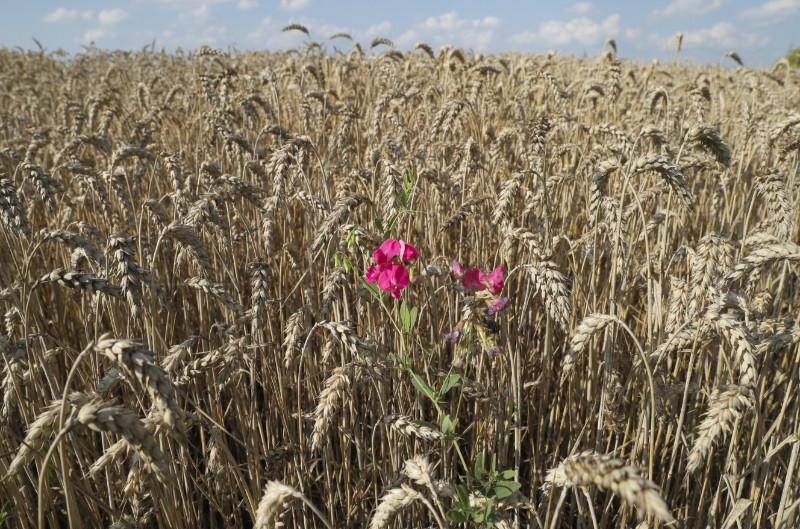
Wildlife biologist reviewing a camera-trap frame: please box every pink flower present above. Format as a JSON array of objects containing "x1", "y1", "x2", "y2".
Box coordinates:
[
  {"x1": 452, "y1": 259, "x2": 464, "y2": 279},
  {"x1": 485, "y1": 296, "x2": 509, "y2": 315},
  {"x1": 483, "y1": 266, "x2": 505, "y2": 295},
  {"x1": 378, "y1": 263, "x2": 410, "y2": 299},
  {"x1": 374, "y1": 239, "x2": 419, "y2": 265},
  {"x1": 463, "y1": 268, "x2": 485, "y2": 291},
  {"x1": 452, "y1": 261, "x2": 506, "y2": 296},
  {"x1": 367, "y1": 239, "x2": 418, "y2": 299},
  {"x1": 366, "y1": 265, "x2": 381, "y2": 284}
]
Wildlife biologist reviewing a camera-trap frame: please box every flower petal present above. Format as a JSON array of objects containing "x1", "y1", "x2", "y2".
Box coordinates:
[
  {"x1": 365, "y1": 265, "x2": 380, "y2": 284},
  {"x1": 451, "y1": 259, "x2": 464, "y2": 279},
  {"x1": 375, "y1": 239, "x2": 401, "y2": 264},
  {"x1": 463, "y1": 268, "x2": 486, "y2": 291},
  {"x1": 486, "y1": 296, "x2": 510, "y2": 315},
  {"x1": 399, "y1": 240, "x2": 419, "y2": 262},
  {"x1": 391, "y1": 263, "x2": 410, "y2": 289},
  {"x1": 484, "y1": 266, "x2": 505, "y2": 295}
]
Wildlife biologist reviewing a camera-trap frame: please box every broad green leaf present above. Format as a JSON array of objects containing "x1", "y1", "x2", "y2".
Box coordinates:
[
  {"x1": 409, "y1": 305, "x2": 418, "y2": 329},
  {"x1": 493, "y1": 480, "x2": 522, "y2": 499},
  {"x1": 364, "y1": 282, "x2": 381, "y2": 297},
  {"x1": 410, "y1": 372, "x2": 436, "y2": 402},
  {"x1": 475, "y1": 451, "x2": 486, "y2": 481},
  {"x1": 399, "y1": 187, "x2": 410, "y2": 209},
  {"x1": 400, "y1": 301, "x2": 415, "y2": 333},
  {"x1": 441, "y1": 414, "x2": 455, "y2": 436},
  {"x1": 499, "y1": 470, "x2": 516, "y2": 480},
  {"x1": 439, "y1": 373, "x2": 461, "y2": 396},
  {"x1": 448, "y1": 510, "x2": 468, "y2": 524},
  {"x1": 455, "y1": 484, "x2": 470, "y2": 507}
]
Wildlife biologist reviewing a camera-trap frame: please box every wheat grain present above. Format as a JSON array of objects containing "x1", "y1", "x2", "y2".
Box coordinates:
[
  {"x1": 687, "y1": 385, "x2": 753, "y2": 473},
  {"x1": 76, "y1": 400, "x2": 165, "y2": 474},
  {"x1": 544, "y1": 451, "x2": 673, "y2": 522},
  {"x1": 381, "y1": 414, "x2": 443, "y2": 441},
  {"x1": 94, "y1": 337, "x2": 182, "y2": 429},
  {"x1": 311, "y1": 364, "x2": 352, "y2": 452}
]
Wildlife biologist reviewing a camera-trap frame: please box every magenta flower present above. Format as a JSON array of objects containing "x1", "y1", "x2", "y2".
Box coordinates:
[
  {"x1": 374, "y1": 239, "x2": 419, "y2": 265},
  {"x1": 485, "y1": 296, "x2": 510, "y2": 315},
  {"x1": 453, "y1": 261, "x2": 505, "y2": 296},
  {"x1": 452, "y1": 259, "x2": 464, "y2": 279},
  {"x1": 483, "y1": 266, "x2": 505, "y2": 295},
  {"x1": 366, "y1": 239, "x2": 418, "y2": 299}
]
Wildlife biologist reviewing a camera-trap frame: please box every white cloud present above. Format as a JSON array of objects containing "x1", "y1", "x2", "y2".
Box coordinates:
[
  {"x1": 77, "y1": 8, "x2": 127, "y2": 44},
  {"x1": 192, "y1": 25, "x2": 231, "y2": 46},
  {"x1": 281, "y1": 0, "x2": 312, "y2": 11},
  {"x1": 157, "y1": 20, "x2": 231, "y2": 48},
  {"x1": 80, "y1": 27, "x2": 112, "y2": 44},
  {"x1": 740, "y1": 0, "x2": 800, "y2": 20},
  {"x1": 396, "y1": 12, "x2": 501, "y2": 52},
  {"x1": 179, "y1": 4, "x2": 212, "y2": 23},
  {"x1": 98, "y1": 9, "x2": 129, "y2": 25},
  {"x1": 652, "y1": 0, "x2": 723, "y2": 17},
  {"x1": 511, "y1": 14, "x2": 621, "y2": 46},
  {"x1": 624, "y1": 28, "x2": 641, "y2": 40},
  {"x1": 44, "y1": 8, "x2": 93, "y2": 23},
  {"x1": 364, "y1": 21, "x2": 392, "y2": 38},
  {"x1": 237, "y1": 0, "x2": 258, "y2": 9},
  {"x1": 568, "y1": 2, "x2": 594, "y2": 15},
  {"x1": 661, "y1": 21, "x2": 769, "y2": 50}
]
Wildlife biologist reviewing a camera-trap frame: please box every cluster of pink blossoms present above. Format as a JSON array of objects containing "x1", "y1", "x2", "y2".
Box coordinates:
[
  {"x1": 451, "y1": 260, "x2": 509, "y2": 314},
  {"x1": 445, "y1": 260, "x2": 510, "y2": 362},
  {"x1": 365, "y1": 239, "x2": 419, "y2": 299}
]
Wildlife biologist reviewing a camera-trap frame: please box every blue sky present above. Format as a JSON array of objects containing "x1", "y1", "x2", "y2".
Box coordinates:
[{"x1": 3, "y1": 1, "x2": 799, "y2": 65}]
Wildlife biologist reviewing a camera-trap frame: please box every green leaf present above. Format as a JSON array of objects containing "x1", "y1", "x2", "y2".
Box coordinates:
[
  {"x1": 364, "y1": 282, "x2": 381, "y2": 297},
  {"x1": 441, "y1": 414, "x2": 456, "y2": 437},
  {"x1": 475, "y1": 451, "x2": 486, "y2": 482},
  {"x1": 399, "y1": 187, "x2": 410, "y2": 209},
  {"x1": 399, "y1": 301, "x2": 416, "y2": 334},
  {"x1": 448, "y1": 509, "x2": 469, "y2": 524},
  {"x1": 410, "y1": 372, "x2": 437, "y2": 402},
  {"x1": 386, "y1": 211, "x2": 401, "y2": 235},
  {"x1": 439, "y1": 373, "x2": 461, "y2": 397},
  {"x1": 402, "y1": 168, "x2": 416, "y2": 206},
  {"x1": 499, "y1": 470, "x2": 516, "y2": 480},
  {"x1": 492, "y1": 480, "x2": 522, "y2": 499},
  {"x1": 374, "y1": 218, "x2": 385, "y2": 237},
  {"x1": 455, "y1": 484, "x2": 470, "y2": 508}
]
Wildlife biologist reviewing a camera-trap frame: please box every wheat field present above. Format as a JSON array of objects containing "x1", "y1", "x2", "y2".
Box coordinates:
[{"x1": 1, "y1": 36, "x2": 799, "y2": 529}]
